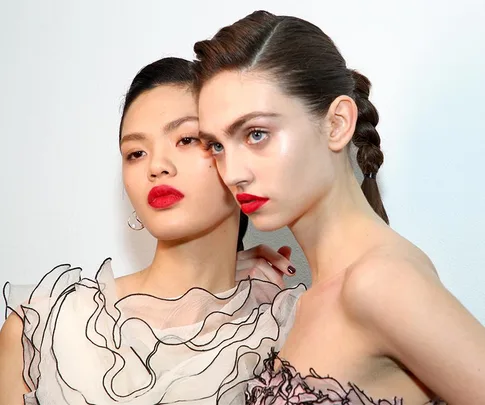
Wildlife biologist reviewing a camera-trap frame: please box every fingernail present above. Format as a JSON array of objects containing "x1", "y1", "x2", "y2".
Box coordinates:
[{"x1": 287, "y1": 265, "x2": 296, "y2": 275}]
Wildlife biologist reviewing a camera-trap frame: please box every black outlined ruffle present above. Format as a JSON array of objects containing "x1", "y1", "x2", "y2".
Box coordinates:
[{"x1": 4, "y1": 258, "x2": 305, "y2": 404}]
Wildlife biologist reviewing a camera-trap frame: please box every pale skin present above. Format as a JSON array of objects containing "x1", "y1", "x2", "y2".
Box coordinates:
[
  {"x1": 198, "y1": 70, "x2": 485, "y2": 404},
  {"x1": 0, "y1": 84, "x2": 294, "y2": 404}
]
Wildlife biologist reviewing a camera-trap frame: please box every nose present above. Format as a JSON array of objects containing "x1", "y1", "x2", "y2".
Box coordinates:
[
  {"x1": 219, "y1": 148, "x2": 253, "y2": 190},
  {"x1": 148, "y1": 150, "x2": 177, "y2": 181}
]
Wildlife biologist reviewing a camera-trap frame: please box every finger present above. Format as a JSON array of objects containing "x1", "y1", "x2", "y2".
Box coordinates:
[
  {"x1": 277, "y1": 246, "x2": 292, "y2": 260},
  {"x1": 236, "y1": 258, "x2": 285, "y2": 288},
  {"x1": 251, "y1": 260, "x2": 286, "y2": 288},
  {"x1": 237, "y1": 244, "x2": 295, "y2": 276},
  {"x1": 236, "y1": 257, "x2": 286, "y2": 274},
  {"x1": 237, "y1": 256, "x2": 295, "y2": 277},
  {"x1": 236, "y1": 257, "x2": 261, "y2": 272},
  {"x1": 236, "y1": 244, "x2": 269, "y2": 260}
]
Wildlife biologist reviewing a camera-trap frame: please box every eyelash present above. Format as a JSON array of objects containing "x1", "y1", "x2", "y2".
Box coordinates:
[
  {"x1": 202, "y1": 129, "x2": 269, "y2": 156},
  {"x1": 246, "y1": 128, "x2": 268, "y2": 145},
  {"x1": 124, "y1": 137, "x2": 199, "y2": 161},
  {"x1": 177, "y1": 136, "x2": 200, "y2": 147},
  {"x1": 203, "y1": 141, "x2": 224, "y2": 155},
  {"x1": 126, "y1": 150, "x2": 145, "y2": 161}
]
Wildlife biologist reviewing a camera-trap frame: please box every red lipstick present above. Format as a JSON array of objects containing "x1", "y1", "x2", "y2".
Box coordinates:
[
  {"x1": 236, "y1": 193, "x2": 269, "y2": 215},
  {"x1": 148, "y1": 185, "x2": 184, "y2": 209}
]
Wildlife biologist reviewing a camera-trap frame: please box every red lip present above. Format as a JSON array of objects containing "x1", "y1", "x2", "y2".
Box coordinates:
[
  {"x1": 236, "y1": 193, "x2": 269, "y2": 215},
  {"x1": 148, "y1": 185, "x2": 184, "y2": 209}
]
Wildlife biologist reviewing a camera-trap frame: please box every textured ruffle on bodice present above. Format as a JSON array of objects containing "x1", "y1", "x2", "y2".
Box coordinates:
[
  {"x1": 4, "y1": 258, "x2": 305, "y2": 405},
  {"x1": 245, "y1": 350, "x2": 446, "y2": 405}
]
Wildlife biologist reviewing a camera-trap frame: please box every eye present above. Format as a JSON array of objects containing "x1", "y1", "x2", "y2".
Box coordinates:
[
  {"x1": 126, "y1": 150, "x2": 146, "y2": 161},
  {"x1": 177, "y1": 137, "x2": 199, "y2": 146},
  {"x1": 247, "y1": 129, "x2": 268, "y2": 145},
  {"x1": 209, "y1": 142, "x2": 224, "y2": 155}
]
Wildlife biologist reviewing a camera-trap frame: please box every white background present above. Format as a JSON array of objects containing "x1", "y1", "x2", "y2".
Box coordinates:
[{"x1": 0, "y1": 0, "x2": 484, "y2": 326}]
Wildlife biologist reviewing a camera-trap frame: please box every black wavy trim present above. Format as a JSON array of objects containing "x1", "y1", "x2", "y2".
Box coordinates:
[
  {"x1": 245, "y1": 349, "x2": 446, "y2": 405},
  {"x1": 3, "y1": 258, "x2": 305, "y2": 404}
]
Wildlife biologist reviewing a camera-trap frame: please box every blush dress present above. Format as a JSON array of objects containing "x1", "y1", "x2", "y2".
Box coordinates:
[{"x1": 4, "y1": 258, "x2": 304, "y2": 405}]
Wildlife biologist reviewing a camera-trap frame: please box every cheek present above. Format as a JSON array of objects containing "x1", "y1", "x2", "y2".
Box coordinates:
[
  {"x1": 122, "y1": 168, "x2": 134, "y2": 196},
  {"x1": 282, "y1": 139, "x2": 331, "y2": 203},
  {"x1": 260, "y1": 132, "x2": 325, "y2": 194},
  {"x1": 213, "y1": 157, "x2": 226, "y2": 179},
  {"x1": 122, "y1": 165, "x2": 146, "y2": 205},
  {"x1": 189, "y1": 170, "x2": 237, "y2": 217},
  {"x1": 190, "y1": 158, "x2": 230, "y2": 195},
  {"x1": 256, "y1": 134, "x2": 308, "y2": 184},
  {"x1": 278, "y1": 131, "x2": 316, "y2": 166}
]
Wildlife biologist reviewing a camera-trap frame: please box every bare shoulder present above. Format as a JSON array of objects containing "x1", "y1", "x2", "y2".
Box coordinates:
[
  {"x1": 0, "y1": 313, "x2": 28, "y2": 403},
  {"x1": 341, "y1": 235, "x2": 442, "y2": 323},
  {"x1": 339, "y1": 233, "x2": 485, "y2": 402},
  {"x1": 0, "y1": 312, "x2": 23, "y2": 350}
]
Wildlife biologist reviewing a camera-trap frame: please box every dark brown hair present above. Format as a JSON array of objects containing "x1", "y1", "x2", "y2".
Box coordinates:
[
  {"x1": 119, "y1": 57, "x2": 194, "y2": 143},
  {"x1": 193, "y1": 10, "x2": 389, "y2": 224},
  {"x1": 119, "y1": 57, "x2": 249, "y2": 249}
]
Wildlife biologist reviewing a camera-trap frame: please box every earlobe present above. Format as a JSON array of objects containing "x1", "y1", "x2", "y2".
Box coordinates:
[{"x1": 327, "y1": 96, "x2": 358, "y2": 152}]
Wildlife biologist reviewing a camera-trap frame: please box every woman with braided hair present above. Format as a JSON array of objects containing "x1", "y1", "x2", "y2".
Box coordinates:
[{"x1": 193, "y1": 10, "x2": 485, "y2": 404}]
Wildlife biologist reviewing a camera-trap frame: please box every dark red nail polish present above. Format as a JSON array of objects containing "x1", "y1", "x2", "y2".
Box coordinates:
[{"x1": 288, "y1": 265, "x2": 296, "y2": 274}]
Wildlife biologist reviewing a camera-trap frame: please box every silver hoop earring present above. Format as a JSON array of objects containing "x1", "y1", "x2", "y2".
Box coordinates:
[{"x1": 127, "y1": 211, "x2": 144, "y2": 231}]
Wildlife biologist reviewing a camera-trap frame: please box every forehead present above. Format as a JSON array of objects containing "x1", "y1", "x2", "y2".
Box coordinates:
[
  {"x1": 198, "y1": 70, "x2": 288, "y2": 131},
  {"x1": 122, "y1": 85, "x2": 196, "y2": 133}
]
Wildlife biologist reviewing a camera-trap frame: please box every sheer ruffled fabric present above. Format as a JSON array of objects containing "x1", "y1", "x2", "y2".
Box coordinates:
[
  {"x1": 245, "y1": 350, "x2": 446, "y2": 405},
  {"x1": 4, "y1": 258, "x2": 305, "y2": 405}
]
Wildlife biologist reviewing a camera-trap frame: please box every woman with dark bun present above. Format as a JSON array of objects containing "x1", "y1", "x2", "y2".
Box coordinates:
[{"x1": 0, "y1": 56, "x2": 302, "y2": 405}]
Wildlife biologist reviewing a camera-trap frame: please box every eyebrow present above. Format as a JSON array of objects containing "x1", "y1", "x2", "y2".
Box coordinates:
[
  {"x1": 199, "y1": 111, "x2": 280, "y2": 143},
  {"x1": 119, "y1": 132, "x2": 146, "y2": 147},
  {"x1": 163, "y1": 115, "x2": 198, "y2": 133},
  {"x1": 120, "y1": 115, "x2": 198, "y2": 147}
]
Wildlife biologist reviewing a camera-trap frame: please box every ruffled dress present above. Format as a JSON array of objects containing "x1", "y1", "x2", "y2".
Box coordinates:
[
  {"x1": 244, "y1": 350, "x2": 447, "y2": 404},
  {"x1": 4, "y1": 258, "x2": 304, "y2": 405}
]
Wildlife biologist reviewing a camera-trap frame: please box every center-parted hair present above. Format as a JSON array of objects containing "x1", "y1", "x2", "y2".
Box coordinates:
[{"x1": 193, "y1": 10, "x2": 389, "y2": 224}]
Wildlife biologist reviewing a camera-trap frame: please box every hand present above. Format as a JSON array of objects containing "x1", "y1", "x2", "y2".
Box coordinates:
[{"x1": 235, "y1": 244, "x2": 296, "y2": 288}]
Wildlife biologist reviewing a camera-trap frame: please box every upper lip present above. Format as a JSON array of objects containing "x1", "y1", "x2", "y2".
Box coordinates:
[
  {"x1": 236, "y1": 193, "x2": 268, "y2": 203},
  {"x1": 148, "y1": 185, "x2": 184, "y2": 204}
]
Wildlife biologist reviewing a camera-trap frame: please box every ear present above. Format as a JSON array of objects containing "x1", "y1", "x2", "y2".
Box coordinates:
[{"x1": 326, "y1": 95, "x2": 357, "y2": 152}]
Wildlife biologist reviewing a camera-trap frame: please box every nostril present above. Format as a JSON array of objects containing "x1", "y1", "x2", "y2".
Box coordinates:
[{"x1": 151, "y1": 170, "x2": 170, "y2": 178}]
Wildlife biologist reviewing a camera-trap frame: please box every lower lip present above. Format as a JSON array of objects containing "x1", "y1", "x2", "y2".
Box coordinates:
[
  {"x1": 148, "y1": 194, "x2": 183, "y2": 209},
  {"x1": 240, "y1": 199, "x2": 269, "y2": 215}
]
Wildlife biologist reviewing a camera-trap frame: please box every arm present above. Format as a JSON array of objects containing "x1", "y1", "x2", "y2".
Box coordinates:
[
  {"x1": 343, "y1": 257, "x2": 485, "y2": 404},
  {"x1": 0, "y1": 313, "x2": 29, "y2": 405}
]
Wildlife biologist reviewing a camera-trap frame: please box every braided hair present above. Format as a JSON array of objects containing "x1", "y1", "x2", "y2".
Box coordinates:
[{"x1": 193, "y1": 10, "x2": 389, "y2": 224}]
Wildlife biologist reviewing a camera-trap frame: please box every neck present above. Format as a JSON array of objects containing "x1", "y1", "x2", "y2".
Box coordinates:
[
  {"x1": 138, "y1": 214, "x2": 239, "y2": 298},
  {"x1": 289, "y1": 171, "x2": 387, "y2": 286}
]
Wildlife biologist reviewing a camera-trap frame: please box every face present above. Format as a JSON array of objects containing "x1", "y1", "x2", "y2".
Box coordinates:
[
  {"x1": 120, "y1": 84, "x2": 238, "y2": 241},
  {"x1": 198, "y1": 71, "x2": 337, "y2": 231}
]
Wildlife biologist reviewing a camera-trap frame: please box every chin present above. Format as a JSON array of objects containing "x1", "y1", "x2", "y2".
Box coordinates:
[
  {"x1": 144, "y1": 223, "x2": 196, "y2": 242},
  {"x1": 249, "y1": 212, "x2": 289, "y2": 232}
]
